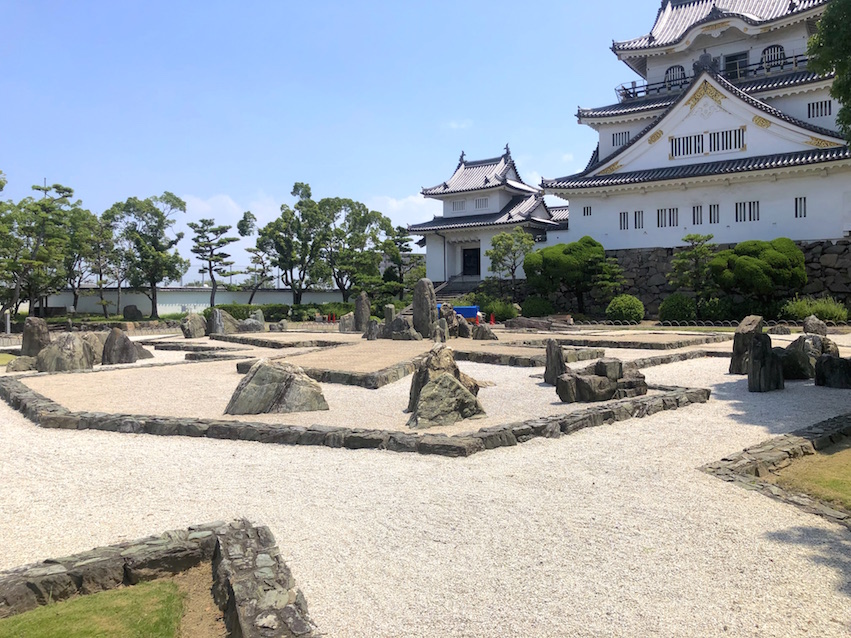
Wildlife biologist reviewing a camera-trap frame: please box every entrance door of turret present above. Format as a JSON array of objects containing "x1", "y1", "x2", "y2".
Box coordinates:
[{"x1": 462, "y1": 248, "x2": 481, "y2": 277}]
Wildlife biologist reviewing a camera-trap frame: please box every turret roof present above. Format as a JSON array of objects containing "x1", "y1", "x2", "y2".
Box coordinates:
[{"x1": 421, "y1": 146, "x2": 539, "y2": 197}]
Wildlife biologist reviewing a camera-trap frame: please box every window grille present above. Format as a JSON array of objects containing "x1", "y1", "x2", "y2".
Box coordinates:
[
  {"x1": 709, "y1": 204, "x2": 720, "y2": 224},
  {"x1": 583, "y1": 206, "x2": 592, "y2": 217},
  {"x1": 619, "y1": 211, "x2": 629, "y2": 230},
  {"x1": 670, "y1": 134, "x2": 704, "y2": 158},
  {"x1": 612, "y1": 131, "x2": 630, "y2": 147},
  {"x1": 475, "y1": 197, "x2": 488, "y2": 210},
  {"x1": 634, "y1": 210, "x2": 644, "y2": 229},
  {"x1": 452, "y1": 200, "x2": 466, "y2": 212},
  {"x1": 761, "y1": 45, "x2": 786, "y2": 69},
  {"x1": 808, "y1": 100, "x2": 832, "y2": 118},
  {"x1": 664, "y1": 65, "x2": 687, "y2": 88},
  {"x1": 692, "y1": 205, "x2": 703, "y2": 225},
  {"x1": 735, "y1": 201, "x2": 760, "y2": 222},
  {"x1": 795, "y1": 197, "x2": 807, "y2": 219},
  {"x1": 708, "y1": 128, "x2": 745, "y2": 153}
]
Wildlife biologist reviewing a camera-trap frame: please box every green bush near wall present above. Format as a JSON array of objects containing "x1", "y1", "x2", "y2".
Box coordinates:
[{"x1": 605, "y1": 294, "x2": 645, "y2": 323}]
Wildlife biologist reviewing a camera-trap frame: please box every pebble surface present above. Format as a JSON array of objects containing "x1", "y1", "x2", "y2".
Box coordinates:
[{"x1": 1, "y1": 356, "x2": 851, "y2": 637}]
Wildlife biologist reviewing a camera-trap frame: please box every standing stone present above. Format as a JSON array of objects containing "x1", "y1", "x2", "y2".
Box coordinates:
[
  {"x1": 815, "y1": 355, "x2": 851, "y2": 389},
  {"x1": 123, "y1": 305, "x2": 144, "y2": 321},
  {"x1": 36, "y1": 333, "x2": 94, "y2": 372},
  {"x1": 544, "y1": 339, "x2": 567, "y2": 386},
  {"x1": 102, "y1": 328, "x2": 138, "y2": 365},
  {"x1": 208, "y1": 309, "x2": 239, "y2": 335},
  {"x1": 408, "y1": 344, "x2": 480, "y2": 412},
  {"x1": 354, "y1": 292, "x2": 371, "y2": 332},
  {"x1": 80, "y1": 332, "x2": 105, "y2": 363},
  {"x1": 384, "y1": 304, "x2": 396, "y2": 324},
  {"x1": 456, "y1": 315, "x2": 472, "y2": 339},
  {"x1": 22, "y1": 317, "x2": 51, "y2": 357},
  {"x1": 250, "y1": 308, "x2": 265, "y2": 325},
  {"x1": 803, "y1": 314, "x2": 828, "y2": 336},
  {"x1": 180, "y1": 313, "x2": 206, "y2": 338},
  {"x1": 365, "y1": 319, "x2": 380, "y2": 341},
  {"x1": 339, "y1": 312, "x2": 356, "y2": 333},
  {"x1": 730, "y1": 315, "x2": 764, "y2": 375},
  {"x1": 555, "y1": 371, "x2": 578, "y2": 403},
  {"x1": 412, "y1": 278, "x2": 438, "y2": 338},
  {"x1": 225, "y1": 359, "x2": 329, "y2": 415},
  {"x1": 432, "y1": 318, "x2": 448, "y2": 343},
  {"x1": 472, "y1": 324, "x2": 498, "y2": 341},
  {"x1": 407, "y1": 374, "x2": 485, "y2": 429},
  {"x1": 747, "y1": 333, "x2": 784, "y2": 392},
  {"x1": 439, "y1": 303, "x2": 460, "y2": 337}
]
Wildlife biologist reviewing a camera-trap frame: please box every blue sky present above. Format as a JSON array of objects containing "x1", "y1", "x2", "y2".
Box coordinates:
[{"x1": 2, "y1": 0, "x2": 655, "y2": 272}]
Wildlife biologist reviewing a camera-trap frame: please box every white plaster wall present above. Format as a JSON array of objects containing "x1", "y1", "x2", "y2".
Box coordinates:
[
  {"x1": 425, "y1": 234, "x2": 446, "y2": 281},
  {"x1": 767, "y1": 89, "x2": 839, "y2": 131},
  {"x1": 48, "y1": 288, "x2": 344, "y2": 316},
  {"x1": 441, "y1": 190, "x2": 508, "y2": 218},
  {"x1": 563, "y1": 168, "x2": 851, "y2": 250}
]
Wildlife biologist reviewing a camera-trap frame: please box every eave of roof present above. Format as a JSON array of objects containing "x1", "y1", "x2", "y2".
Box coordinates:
[
  {"x1": 421, "y1": 147, "x2": 536, "y2": 197},
  {"x1": 408, "y1": 195, "x2": 553, "y2": 234}
]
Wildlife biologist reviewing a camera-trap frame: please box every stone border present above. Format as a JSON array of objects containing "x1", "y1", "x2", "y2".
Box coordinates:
[
  {"x1": 0, "y1": 519, "x2": 317, "y2": 637},
  {"x1": 522, "y1": 333, "x2": 730, "y2": 351},
  {"x1": 235, "y1": 358, "x2": 419, "y2": 390},
  {"x1": 703, "y1": 414, "x2": 851, "y2": 530},
  {"x1": 0, "y1": 375, "x2": 710, "y2": 458},
  {"x1": 454, "y1": 347, "x2": 605, "y2": 368},
  {"x1": 149, "y1": 342, "x2": 241, "y2": 353},
  {"x1": 210, "y1": 334, "x2": 347, "y2": 349}
]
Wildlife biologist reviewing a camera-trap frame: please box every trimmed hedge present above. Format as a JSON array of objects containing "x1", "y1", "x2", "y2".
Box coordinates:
[
  {"x1": 521, "y1": 296, "x2": 555, "y2": 318},
  {"x1": 658, "y1": 293, "x2": 696, "y2": 322},
  {"x1": 605, "y1": 294, "x2": 644, "y2": 323}
]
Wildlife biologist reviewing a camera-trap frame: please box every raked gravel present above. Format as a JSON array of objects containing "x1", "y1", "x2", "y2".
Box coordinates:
[{"x1": 1, "y1": 357, "x2": 851, "y2": 637}]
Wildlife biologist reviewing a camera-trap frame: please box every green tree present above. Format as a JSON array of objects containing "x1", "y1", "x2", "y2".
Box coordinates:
[
  {"x1": 188, "y1": 218, "x2": 239, "y2": 307},
  {"x1": 709, "y1": 238, "x2": 806, "y2": 308},
  {"x1": 524, "y1": 236, "x2": 624, "y2": 314},
  {"x1": 63, "y1": 207, "x2": 99, "y2": 312},
  {"x1": 90, "y1": 213, "x2": 118, "y2": 318},
  {"x1": 236, "y1": 211, "x2": 275, "y2": 304},
  {"x1": 808, "y1": 0, "x2": 851, "y2": 141},
  {"x1": 259, "y1": 183, "x2": 333, "y2": 305},
  {"x1": 667, "y1": 234, "x2": 718, "y2": 318},
  {"x1": 485, "y1": 227, "x2": 536, "y2": 301},
  {"x1": 107, "y1": 192, "x2": 189, "y2": 319}
]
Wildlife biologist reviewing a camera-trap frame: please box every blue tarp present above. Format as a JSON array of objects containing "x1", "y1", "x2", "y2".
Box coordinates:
[{"x1": 438, "y1": 304, "x2": 479, "y2": 319}]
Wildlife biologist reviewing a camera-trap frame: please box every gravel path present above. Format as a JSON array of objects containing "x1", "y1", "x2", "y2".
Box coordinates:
[{"x1": 2, "y1": 358, "x2": 851, "y2": 636}]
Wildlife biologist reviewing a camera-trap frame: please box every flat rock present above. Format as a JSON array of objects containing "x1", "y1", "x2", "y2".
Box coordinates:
[
  {"x1": 238, "y1": 318, "x2": 264, "y2": 333},
  {"x1": 594, "y1": 358, "x2": 623, "y2": 381},
  {"x1": 134, "y1": 342, "x2": 154, "y2": 360},
  {"x1": 6, "y1": 356, "x2": 37, "y2": 372},
  {"x1": 225, "y1": 359, "x2": 329, "y2": 415}
]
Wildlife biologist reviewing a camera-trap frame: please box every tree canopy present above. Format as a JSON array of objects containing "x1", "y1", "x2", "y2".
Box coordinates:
[
  {"x1": 188, "y1": 218, "x2": 239, "y2": 306},
  {"x1": 485, "y1": 227, "x2": 535, "y2": 301},
  {"x1": 709, "y1": 238, "x2": 806, "y2": 303},
  {"x1": 808, "y1": 0, "x2": 851, "y2": 141},
  {"x1": 667, "y1": 234, "x2": 718, "y2": 317}
]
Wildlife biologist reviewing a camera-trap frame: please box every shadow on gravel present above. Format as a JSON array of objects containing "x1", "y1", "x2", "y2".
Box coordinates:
[
  {"x1": 765, "y1": 525, "x2": 851, "y2": 597},
  {"x1": 710, "y1": 376, "x2": 851, "y2": 436}
]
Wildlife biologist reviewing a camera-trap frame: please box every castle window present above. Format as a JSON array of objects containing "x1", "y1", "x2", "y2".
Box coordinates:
[
  {"x1": 795, "y1": 197, "x2": 807, "y2": 218},
  {"x1": 475, "y1": 197, "x2": 489, "y2": 210},
  {"x1": 808, "y1": 100, "x2": 832, "y2": 118},
  {"x1": 761, "y1": 45, "x2": 786, "y2": 69},
  {"x1": 735, "y1": 201, "x2": 760, "y2": 222},
  {"x1": 634, "y1": 210, "x2": 644, "y2": 229},
  {"x1": 612, "y1": 131, "x2": 630, "y2": 147},
  {"x1": 657, "y1": 208, "x2": 678, "y2": 228},
  {"x1": 619, "y1": 211, "x2": 629, "y2": 230},
  {"x1": 664, "y1": 65, "x2": 687, "y2": 88},
  {"x1": 708, "y1": 128, "x2": 746, "y2": 153},
  {"x1": 724, "y1": 51, "x2": 749, "y2": 80},
  {"x1": 692, "y1": 205, "x2": 703, "y2": 225},
  {"x1": 583, "y1": 206, "x2": 592, "y2": 217},
  {"x1": 709, "y1": 204, "x2": 720, "y2": 224},
  {"x1": 670, "y1": 134, "x2": 704, "y2": 158},
  {"x1": 452, "y1": 200, "x2": 466, "y2": 212}
]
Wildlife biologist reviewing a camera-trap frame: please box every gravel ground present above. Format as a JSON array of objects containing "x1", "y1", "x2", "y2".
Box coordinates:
[{"x1": 2, "y1": 355, "x2": 851, "y2": 636}]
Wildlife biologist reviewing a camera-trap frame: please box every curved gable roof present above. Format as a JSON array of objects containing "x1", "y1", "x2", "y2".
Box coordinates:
[{"x1": 421, "y1": 147, "x2": 538, "y2": 197}]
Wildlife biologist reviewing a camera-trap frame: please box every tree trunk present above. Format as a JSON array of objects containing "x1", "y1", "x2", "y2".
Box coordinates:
[
  {"x1": 576, "y1": 291, "x2": 586, "y2": 314},
  {"x1": 293, "y1": 287, "x2": 303, "y2": 306},
  {"x1": 116, "y1": 283, "x2": 122, "y2": 318},
  {"x1": 72, "y1": 289, "x2": 79, "y2": 312},
  {"x1": 340, "y1": 287, "x2": 351, "y2": 302},
  {"x1": 210, "y1": 277, "x2": 217, "y2": 307},
  {"x1": 149, "y1": 283, "x2": 159, "y2": 319}
]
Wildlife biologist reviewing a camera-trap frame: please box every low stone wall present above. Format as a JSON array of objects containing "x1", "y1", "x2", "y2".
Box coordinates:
[
  {"x1": 0, "y1": 375, "x2": 710, "y2": 459},
  {"x1": 210, "y1": 334, "x2": 344, "y2": 349},
  {"x1": 703, "y1": 414, "x2": 851, "y2": 531},
  {"x1": 454, "y1": 347, "x2": 605, "y2": 368},
  {"x1": 0, "y1": 519, "x2": 317, "y2": 637},
  {"x1": 522, "y1": 334, "x2": 730, "y2": 351},
  {"x1": 235, "y1": 358, "x2": 419, "y2": 389}
]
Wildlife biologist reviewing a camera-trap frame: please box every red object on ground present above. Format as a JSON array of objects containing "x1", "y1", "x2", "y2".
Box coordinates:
[
  {"x1": 475, "y1": 315, "x2": 479, "y2": 326},
  {"x1": 489, "y1": 313, "x2": 495, "y2": 324}
]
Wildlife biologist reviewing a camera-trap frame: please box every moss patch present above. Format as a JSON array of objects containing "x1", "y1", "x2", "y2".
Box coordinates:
[
  {"x1": 0, "y1": 354, "x2": 15, "y2": 366},
  {"x1": 774, "y1": 437, "x2": 851, "y2": 511}
]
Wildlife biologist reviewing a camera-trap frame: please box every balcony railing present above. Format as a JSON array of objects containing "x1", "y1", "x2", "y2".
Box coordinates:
[{"x1": 615, "y1": 54, "x2": 810, "y2": 102}]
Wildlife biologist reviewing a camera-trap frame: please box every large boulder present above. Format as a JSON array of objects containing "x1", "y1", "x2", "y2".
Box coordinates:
[
  {"x1": 355, "y1": 291, "x2": 371, "y2": 332},
  {"x1": 407, "y1": 344, "x2": 479, "y2": 412},
  {"x1": 407, "y1": 374, "x2": 485, "y2": 429},
  {"x1": 238, "y1": 318, "x2": 264, "y2": 333},
  {"x1": 339, "y1": 312, "x2": 356, "y2": 333},
  {"x1": 815, "y1": 355, "x2": 851, "y2": 389},
  {"x1": 456, "y1": 316, "x2": 472, "y2": 339},
  {"x1": 123, "y1": 305, "x2": 144, "y2": 321},
  {"x1": 747, "y1": 333, "x2": 784, "y2": 392},
  {"x1": 412, "y1": 278, "x2": 438, "y2": 339},
  {"x1": 6, "y1": 356, "x2": 37, "y2": 373},
  {"x1": 575, "y1": 375, "x2": 618, "y2": 402},
  {"x1": 384, "y1": 304, "x2": 396, "y2": 324},
  {"x1": 616, "y1": 369, "x2": 648, "y2": 399},
  {"x1": 781, "y1": 335, "x2": 841, "y2": 380},
  {"x1": 269, "y1": 320, "x2": 288, "y2": 332},
  {"x1": 102, "y1": 328, "x2": 138, "y2": 365},
  {"x1": 594, "y1": 358, "x2": 623, "y2": 382},
  {"x1": 776, "y1": 347, "x2": 811, "y2": 380},
  {"x1": 384, "y1": 316, "x2": 422, "y2": 341},
  {"x1": 208, "y1": 309, "x2": 239, "y2": 335},
  {"x1": 225, "y1": 360, "x2": 329, "y2": 415},
  {"x1": 80, "y1": 332, "x2": 105, "y2": 363},
  {"x1": 21, "y1": 317, "x2": 51, "y2": 357},
  {"x1": 555, "y1": 371, "x2": 578, "y2": 403},
  {"x1": 250, "y1": 308, "x2": 265, "y2": 324},
  {"x1": 544, "y1": 339, "x2": 567, "y2": 386},
  {"x1": 36, "y1": 333, "x2": 94, "y2": 372},
  {"x1": 180, "y1": 313, "x2": 207, "y2": 338},
  {"x1": 134, "y1": 343, "x2": 154, "y2": 360},
  {"x1": 472, "y1": 324, "x2": 498, "y2": 341},
  {"x1": 803, "y1": 314, "x2": 828, "y2": 336},
  {"x1": 364, "y1": 319, "x2": 380, "y2": 341},
  {"x1": 730, "y1": 315, "x2": 764, "y2": 375},
  {"x1": 439, "y1": 303, "x2": 460, "y2": 338}
]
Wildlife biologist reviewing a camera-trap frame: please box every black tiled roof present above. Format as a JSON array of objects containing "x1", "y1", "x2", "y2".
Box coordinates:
[
  {"x1": 421, "y1": 149, "x2": 538, "y2": 197},
  {"x1": 543, "y1": 146, "x2": 851, "y2": 189},
  {"x1": 408, "y1": 195, "x2": 554, "y2": 233},
  {"x1": 614, "y1": 0, "x2": 828, "y2": 52}
]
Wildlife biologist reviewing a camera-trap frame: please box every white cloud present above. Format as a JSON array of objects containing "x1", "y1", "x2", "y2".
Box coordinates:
[
  {"x1": 367, "y1": 193, "x2": 441, "y2": 231},
  {"x1": 448, "y1": 119, "x2": 473, "y2": 130},
  {"x1": 561, "y1": 153, "x2": 575, "y2": 163}
]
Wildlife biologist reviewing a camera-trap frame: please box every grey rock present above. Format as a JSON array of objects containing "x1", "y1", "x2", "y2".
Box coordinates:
[
  {"x1": 472, "y1": 324, "x2": 498, "y2": 341},
  {"x1": 180, "y1": 313, "x2": 206, "y2": 338},
  {"x1": 408, "y1": 344, "x2": 479, "y2": 412},
  {"x1": 803, "y1": 314, "x2": 828, "y2": 336},
  {"x1": 384, "y1": 316, "x2": 422, "y2": 341},
  {"x1": 616, "y1": 370, "x2": 648, "y2": 398},
  {"x1": 80, "y1": 332, "x2": 105, "y2": 363},
  {"x1": 269, "y1": 320, "x2": 288, "y2": 332},
  {"x1": 225, "y1": 359, "x2": 329, "y2": 415},
  {"x1": 122, "y1": 305, "x2": 144, "y2": 321},
  {"x1": 456, "y1": 316, "x2": 472, "y2": 339},
  {"x1": 748, "y1": 333, "x2": 784, "y2": 392},
  {"x1": 338, "y1": 312, "x2": 356, "y2": 333},
  {"x1": 815, "y1": 355, "x2": 851, "y2": 389},
  {"x1": 36, "y1": 333, "x2": 95, "y2": 372},
  {"x1": 544, "y1": 339, "x2": 567, "y2": 386},
  {"x1": 6, "y1": 356, "x2": 37, "y2": 372},
  {"x1": 432, "y1": 318, "x2": 448, "y2": 343},
  {"x1": 555, "y1": 371, "x2": 578, "y2": 403},
  {"x1": 407, "y1": 373, "x2": 484, "y2": 429},
  {"x1": 505, "y1": 317, "x2": 553, "y2": 330},
  {"x1": 365, "y1": 319, "x2": 380, "y2": 341},
  {"x1": 594, "y1": 358, "x2": 623, "y2": 381},
  {"x1": 238, "y1": 318, "x2": 264, "y2": 333},
  {"x1": 439, "y1": 303, "x2": 459, "y2": 337},
  {"x1": 22, "y1": 317, "x2": 51, "y2": 357},
  {"x1": 768, "y1": 325, "x2": 791, "y2": 335},
  {"x1": 412, "y1": 278, "x2": 438, "y2": 338},
  {"x1": 384, "y1": 304, "x2": 396, "y2": 324},
  {"x1": 102, "y1": 328, "x2": 138, "y2": 365},
  {"x1": 208, "y1": 309, "x2": 239, "y2": 335},
  {"x1": 134, "y1": 342, "x2": 154, "y2": 360},
  {"x1": 575, "y1": 375, "x2": 618, "y2": 402},
  {"x1": 250, "y1": 308, "x2": 265, "y2": 324},
  {"x1": 776, "y1": 347, "x2": 809, "y2": 380},
  {"x1": 730, "y1": 315, "x2": 763, "y2": 375},
  {"x1": 354, "y1": 291, "x2": 370, "y2": 332}
]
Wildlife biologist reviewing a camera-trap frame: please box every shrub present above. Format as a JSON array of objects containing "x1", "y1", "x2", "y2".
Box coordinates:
[
  {"x1": 605, "y1": 294, "x2": 644, "y2": 323},
  {"x1": 319, "y1": 302, "x2": 354, "y2": 318},
  {"x1": 780, "y1": 295, "x2": 848, "y2": 322},
  {"x1": 260, "y1": 304, "x2": 290, "y2": 322},
  {"x1": 658, "y1": 293, "x2": 696, "y2": 322},
  {"x1": 207, "y1": 303, "x2": 261, "y2": 320},
  {"x1": 700, "y1": 297, "x2": 735, "y2": 321},
  {"x1": 482, "y1": 299, "x2": 518, "y2": 322},
  {"x1": 158, "y1": 312, "x2": 188, "y2": 321},
  {"x1": 290, "y1": 304, "x2": 320, "y2": 322},
  {"x1": 521, "y1": 296, "x2": 555, "y2": 317}
]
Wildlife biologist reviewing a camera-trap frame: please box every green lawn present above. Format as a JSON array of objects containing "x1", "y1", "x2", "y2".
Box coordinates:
[
  {"x1": 0, "y1": 354, "x2": 15, "y2": 366},
  {"x1": 0, "y1": 580, "x2": 183, "y2": 638},
  {"x1": 775, "y1": 438, "x2": 851, "y2": 511}
]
